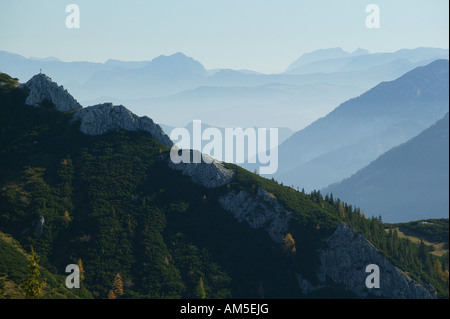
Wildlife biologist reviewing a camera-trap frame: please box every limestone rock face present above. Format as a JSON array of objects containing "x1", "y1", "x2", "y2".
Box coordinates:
[
  {"x1": 168, "y1": 150, "x2": 234, "y2": 188},
  {"x1": 20, "y1": 74, "x2": 172, "y2": 147},
  {"x1": 315, "y1": 223, "x2": 436, "y2": 299},
  {"x1": 218, "y1": 187, "x2": 291, "y2": 243},
  {"x1": 20, "y1": 73, "x2": 82, "y2": 112},
  {"x1": 72, "y1": 103, "x2": 173, "y2": 147}
]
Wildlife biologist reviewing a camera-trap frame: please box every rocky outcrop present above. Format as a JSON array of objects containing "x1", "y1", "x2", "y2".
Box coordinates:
[
  {"x1": 20, "y1": 74, "x2": 173, "y2": 147},
  {"x1": 20, "y1": 73, "x2": 82, "y2": 112},
  {"x1": 72, "y1": 103, "x2": 173, "y2": 147},
  {"x1": 168, "y1": 150, "x2": 234, "y2": 188},
  {"x1": 35, "y1": 216, "x2": 45, "y2": 237},
  {"x1": 218, "y1": 195, "x2": 434, "y2": 298},
  {"x1": 312, "y1": 223, "x2": 436, "y2": 299},
  {"x1": 218, "y1": 187, "x2": 291, "y2": 243}
]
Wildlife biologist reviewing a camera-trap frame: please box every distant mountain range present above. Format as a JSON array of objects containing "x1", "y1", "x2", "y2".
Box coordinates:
[
  {"x1": 323, "y1": 113, "x2": 449, "y2": 223},
  {"x1": 285, "y1": 47, "x2": 449, "y2": 74},
  {"x1": 272, "y1": 59, "x2": 449, "y2": 192},
  {"x1": 83, "y1": 82, "x2": 363, "y2": 129},
  {"x1": 286, "y1": 47, "x2": 370, "y2": 72},
  {"x1": 1, "y1": 48, "x2": 448, "y2": 130}
]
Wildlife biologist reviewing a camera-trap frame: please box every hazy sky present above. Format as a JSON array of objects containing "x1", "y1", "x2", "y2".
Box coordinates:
[{"x1": 0, "y1": 0, "x2": 448, "y2": 72}]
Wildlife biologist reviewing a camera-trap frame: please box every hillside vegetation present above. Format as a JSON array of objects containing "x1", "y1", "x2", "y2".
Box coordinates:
[
  {"x1": 0, "y1": 72, "x2": 448, "y2": 298},
  {"x1": 385, "y1": 219, "x2": 449, "y2": 257}
]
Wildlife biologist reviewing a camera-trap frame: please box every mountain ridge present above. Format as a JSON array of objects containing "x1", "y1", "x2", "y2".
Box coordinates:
[
  {"x1": 0, "y1": 71, "x2": 447, "y2": 299},
  {"x1": 285, "y1": 47, "x2": 449, "y2": 74},
  {"x1": 323, "y1": 113, "x2": 449, "y2": 223},
  {"x1": 274, "y1": 59, "x2": 449, "y2": 192},
  {"x1": 20, "y1": 73, "x2": 173, "y2": 147}
]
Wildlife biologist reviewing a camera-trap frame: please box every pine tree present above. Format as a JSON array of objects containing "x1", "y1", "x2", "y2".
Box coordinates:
[
  {"x1": 108, "y1": 289, "x2": 117, "y2": 299},
  {"x1": 433, "y1": 260, "x2": 443, "y2": 279},
  {"x1": 418, "y1": 240, "x2": 427, "y2": 262},
  {"x1": 393, "y1": 229, "x2": 399, "y2": 257},
  {"x1": 443, "y1": 270, "x2": 449, "y2": 286},
  {"x1": 282, "y1": 233, "x2": 296, "y2": 254},
  {"x1": 22, "y1": 247, "x2": 46, "y2": 299},
  {"x1": 195, "y1": 277, "x2": 206, "y2": 299},
  {"x1": 112, "y1": 273, "x2": 124, "y2": 298},
  {"x1": 339, "y1": 202, "x2": 346, "y2": 219},
  {"x1": 63, "y1": 210, "x2": 72, "y2": 223}
]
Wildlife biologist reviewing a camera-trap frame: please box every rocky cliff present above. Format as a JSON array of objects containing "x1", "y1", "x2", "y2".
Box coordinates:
[
  {"x1": 298, "y1": 223, "x2": 437, "y2": 298},
  {"x1": 217, "y1": 187, "x2": 437, "y2": 298},
  {"x1": 20, "y1": 73, "x2": 82, "y2": 112},
  {"x1": 168, "y1": 150, "x2": 234, "y2": 188},
  {"x1": 72, "y1": 103, "x2": 173, "y2": 147},
  {"x1": 19, "y1": 74, "x2": 173, "y2": 147},
  {"x1": 218, "y1": 187, "x2": 291, "y2": 243}
]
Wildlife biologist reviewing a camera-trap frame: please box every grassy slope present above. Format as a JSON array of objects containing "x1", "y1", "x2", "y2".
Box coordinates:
[{"x1": 386, "y1": 219, "x2": 449, "y2": 257}]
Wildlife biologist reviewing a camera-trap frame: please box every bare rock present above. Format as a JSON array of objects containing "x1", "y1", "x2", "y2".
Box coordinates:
[
  {"x1": 20, "y1": 73, "x2": 82, "y2": 112},
  {"x1": 72, "y1": 103, "x2": 173, "y2": 147},
  {"x1": 218, "y1": 187, "x2": 291, "y2": 243},
  {"x1": 168, "y1": 150, "x2": 234, "y2": 188},
  {"x1": 316, "y1": 223, "x2": 437, "y2": 299}
]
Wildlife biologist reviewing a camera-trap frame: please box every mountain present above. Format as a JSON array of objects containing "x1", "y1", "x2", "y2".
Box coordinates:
[
  {"x1": 3, "y1": 49, "x2": 448, "y2": 133},
  {"x1": 0, "y1": 72, "x2": 447, "y2": 299},
  {"x1": 323, "y1": 113, "x2": 449, "y2": 223},
  {"x1": 0, "y1": 50, "x2": 149, "y2": 87},
  {"x1": 285, "y1": 47, "x2": 449, "y2": 74},
  {"x1": 85, "y1": 82, "x2": 362, "y2": 130},
  {"x1": 142, "y1": 52, "x2": 209, "y2": 77},
  {"x1": 75, "y1": 49, "x2": 447, "y2": 103},
  {"x1": 74, "y1": 52, "x2": 210, "y2": 100},
  {"x1": 286, "y1": 48, "x2": 368, "y2": 71},
  {"x1": 274, "y1": 59, "x2": 449, "y2": 191}
]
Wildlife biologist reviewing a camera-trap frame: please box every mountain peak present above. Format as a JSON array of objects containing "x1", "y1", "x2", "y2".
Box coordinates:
[
  {"x1": 172, "y1": 51, "x2": 188, "y2": 58},
  {"x1": 145, "y1": 52, "x2": 208, "y2": 77},
  {"x1": 351, "y1": 48, "x2": 369, "y2": 56},
  {"x1": 168, "y1": 149, "x2": 234, "y2": 188},
  {"x1": 287, "y1": 47, "x2": 350, "y2": 71},
  {"x1": 72, "y1": 102, "x2": 173, "y2": 147},
  {"x1": 152, "y1": 52, "x2": 194, "y2": 63},
  {"x1": 19, "y1": 74, "x2": 173, "y2": 146},
  {"x1": 20, "y1": 73, "x2": 82, "y2": 112}
]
